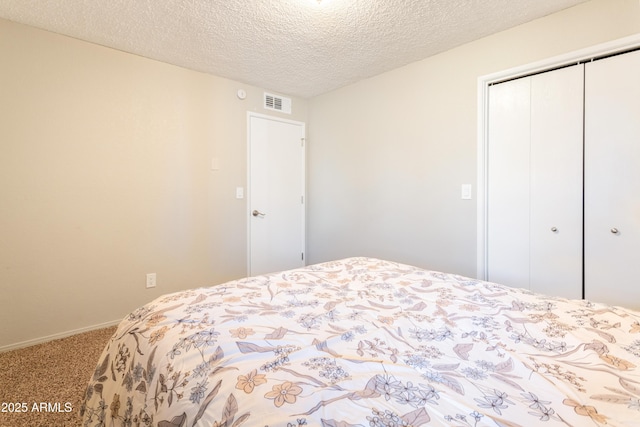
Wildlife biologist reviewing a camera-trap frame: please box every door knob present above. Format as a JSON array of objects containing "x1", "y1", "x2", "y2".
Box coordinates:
[
  {"x1": 611, "y1": 228, "x2": 619, "y2": 234},
  {"x1": 252, "y1": 210, "x2": 266, "y2": 217},
  {"x1": 551, "y1": 227, "x2": 558, "y2": 232}
]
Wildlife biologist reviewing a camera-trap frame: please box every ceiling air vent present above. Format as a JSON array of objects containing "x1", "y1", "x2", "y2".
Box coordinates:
[{"x1": 264, "y1": 92, "x2": 292, "y2": 114}]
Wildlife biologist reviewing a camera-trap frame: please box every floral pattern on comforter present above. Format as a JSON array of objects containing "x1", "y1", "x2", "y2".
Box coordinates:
[{"x1": 81, "y1": 257, "x2": 640, "y2": 426}]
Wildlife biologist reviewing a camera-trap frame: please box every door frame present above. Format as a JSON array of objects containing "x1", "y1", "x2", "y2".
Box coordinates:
[
  {"x1": 476, "y1": 33, "x2": 640, "y2": 280},
  {"x1": 246, "y1": 112, "x2": 306, "y2": 276}
]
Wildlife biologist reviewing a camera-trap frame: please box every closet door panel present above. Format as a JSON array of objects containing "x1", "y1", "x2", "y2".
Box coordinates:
[
  {"x1": 529, "y1": 65, "x2": 584, "y2": 299},
  {"x1": 585, "y1": 50, "x2": 640, "y2": 310},
  {"x1": 487, "y1": 78, "x2": 530, "y2": 288}
]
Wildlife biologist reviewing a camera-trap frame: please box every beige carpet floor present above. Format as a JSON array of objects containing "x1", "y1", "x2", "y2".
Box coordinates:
[{"x1": 0, "y1": 326, "x2": 117, "y2": 427}]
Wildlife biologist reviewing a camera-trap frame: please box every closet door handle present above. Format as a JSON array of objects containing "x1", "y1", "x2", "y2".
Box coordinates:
[{"x1": 611, "y1": 228, "x2": 619, "y2": 234}]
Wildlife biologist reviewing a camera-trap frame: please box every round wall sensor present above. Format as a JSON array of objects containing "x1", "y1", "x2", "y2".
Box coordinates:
[{"x1": 237, "y1": 89, "x2": 246, "y2": 100}]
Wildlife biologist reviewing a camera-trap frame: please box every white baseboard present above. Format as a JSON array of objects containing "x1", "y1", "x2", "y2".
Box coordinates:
[{"x1": 0, "y1": 319, "x2": 121, "y2": 353}]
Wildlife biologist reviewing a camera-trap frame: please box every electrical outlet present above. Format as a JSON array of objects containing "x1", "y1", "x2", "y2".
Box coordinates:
[{"x1": 146, "y1": 273, "x2": 156, "y2": 288}]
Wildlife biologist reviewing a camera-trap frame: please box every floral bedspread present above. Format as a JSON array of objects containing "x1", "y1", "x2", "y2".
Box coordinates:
[{"x1": 81, "y1": 257, "x2": 640, "y2": 426}]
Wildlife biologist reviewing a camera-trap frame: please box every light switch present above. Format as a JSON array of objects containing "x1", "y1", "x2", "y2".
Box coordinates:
[
  {"x1": 461, "y1": 184, "x2": 472, "y2": 200},
  {"x1": 211, "y1": 157, "x2": 220, "y2": 171},
  {"x1": 236, "y1": 187, "x2": 244, "y2": 199}
]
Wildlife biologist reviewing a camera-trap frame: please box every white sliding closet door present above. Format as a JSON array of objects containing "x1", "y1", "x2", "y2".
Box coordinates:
[
  {"x1": 529, "y1": 66, "x2": 584, "y2": 298},
  {"x1": 487, "y1": 65, "x2": 583, "y2": 298},
  {"x1": 584, "y1": 50, "x2": 640, "y2": 309},
  {"x1": 487, "y1": 78, "x2": 531, "y2": 288}
]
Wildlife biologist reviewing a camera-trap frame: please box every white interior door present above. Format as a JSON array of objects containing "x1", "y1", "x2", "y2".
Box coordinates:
[
  {"x1": 487, "y1": 65, "x2": 583, "y2": 299},
  {"x1": 584, "y1": 50, "x2": 640, "y2": 309},
  {"x1": 248, "y1": 113, "x2": 305, "y2": 276},
  {"x1": 529, "y1": 65, "x2": 583, "y2": 299},
  {"x1": 487, "y1": 77, "x2": 531, "y2": 288}
]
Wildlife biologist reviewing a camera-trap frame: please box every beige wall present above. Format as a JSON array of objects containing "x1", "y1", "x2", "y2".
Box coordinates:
[
  {"x1": 307, "y1": 0, "x2": 640, "y2": 276},
  {"x1": 0, "y1": 18, "x2": 308, "y2": 349}
]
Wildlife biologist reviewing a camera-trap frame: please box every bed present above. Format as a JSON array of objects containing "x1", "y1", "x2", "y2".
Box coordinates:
[{"x1": 81, "y1": 257, "x2": 640, "y2": 426}]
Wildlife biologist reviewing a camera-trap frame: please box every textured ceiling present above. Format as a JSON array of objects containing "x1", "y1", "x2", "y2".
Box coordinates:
[{"x1": 0, "y1": 0, "x2": 589, "y2": 98}]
